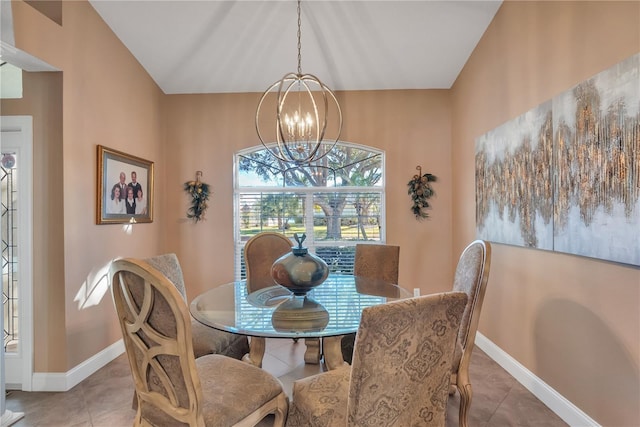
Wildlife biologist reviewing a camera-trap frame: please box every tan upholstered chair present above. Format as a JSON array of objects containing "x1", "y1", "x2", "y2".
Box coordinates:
[
  {"x1": 111, "y1": 258, "x2": 288, "y2": 427},
  {"x1": 450, "y1": 240, "x2": 492, "y2": 427},
  {"x1": 146, "y1": 253, "x2": 249, "y2": 359},
  {"x1": 341, "y1": 243, "x2": 400, "y2": 363},
  {"x1": 353, "y1": 243, "x2": 400, "y2": 283},
  {"x1": 243, "y1": 232, "x2": 293, "y2": 366},
  {"x1": 286, "y1": 291, "x2": 467, "y2": 427},
  {"x1": 244, "y1": 232, "x2": 292, "y2": 293}
]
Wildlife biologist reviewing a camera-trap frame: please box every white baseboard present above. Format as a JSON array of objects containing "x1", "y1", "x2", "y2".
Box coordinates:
[
  {"x1": 475, "y1": 332, "x2": 599, "y2": 427},
  {"x1": 31, "y1": 339, "x2": 124, "y2": 392},
  {"x1": 1, "y1": 410, "x2": 25, "y2": 427}
]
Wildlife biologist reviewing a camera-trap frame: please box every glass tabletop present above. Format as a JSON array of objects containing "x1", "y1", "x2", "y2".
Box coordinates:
[{"x1": 190, "y1": 274, "x2": 411, "y2": 339}]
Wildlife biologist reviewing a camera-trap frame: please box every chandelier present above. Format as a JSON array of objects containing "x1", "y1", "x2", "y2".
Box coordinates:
[{"x1": 255, "y1": 0, "x2": 342, "y2": 165}]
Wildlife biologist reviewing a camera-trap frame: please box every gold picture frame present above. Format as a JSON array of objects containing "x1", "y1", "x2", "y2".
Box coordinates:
[{"x1": 97, "y1": 145, "x2": 154, "y2": 224}]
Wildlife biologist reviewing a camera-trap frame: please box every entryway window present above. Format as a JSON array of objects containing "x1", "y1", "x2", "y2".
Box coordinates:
[
  {"x1": 234, "y1": 142, "x2": 385, "y2": 279},
  {"x1": 2, "y1": 152, "x2": 18, "y2": 353}
]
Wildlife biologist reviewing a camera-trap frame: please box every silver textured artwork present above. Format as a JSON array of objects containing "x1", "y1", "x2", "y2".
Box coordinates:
[
  {"x1": 476, "y1": 53, "x2": 639, "y2": 266},
  {"x1": 476, "y1": 101, "x2": 554, "y2": 250}
]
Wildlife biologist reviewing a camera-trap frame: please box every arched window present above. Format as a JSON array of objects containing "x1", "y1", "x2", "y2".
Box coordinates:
[{"x1": 234, "y1": 141, "x2": 385, "y2": 279}]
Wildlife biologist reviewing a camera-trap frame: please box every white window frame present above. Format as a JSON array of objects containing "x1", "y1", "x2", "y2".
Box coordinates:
[{"x1": 233, "y1": 141, "x2": 386, "y2": 280}]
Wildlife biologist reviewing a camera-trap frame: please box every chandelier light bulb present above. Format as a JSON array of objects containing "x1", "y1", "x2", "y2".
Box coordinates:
[{"x1": 285, "y1": 110, "x2": 314, "y2": 143}]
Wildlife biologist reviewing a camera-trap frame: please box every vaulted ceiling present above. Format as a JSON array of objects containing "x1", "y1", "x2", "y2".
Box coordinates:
[{"x1": 88, "y1": 0, "x2": 502, "y2": 95}]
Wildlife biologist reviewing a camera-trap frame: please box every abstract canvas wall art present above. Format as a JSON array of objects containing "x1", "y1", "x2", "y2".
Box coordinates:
[
  {"x1": 476, "y1": 102, "x2": 554, "y2": 250},
  {"x1": 476, "y1": 53, "x2": 639, "y2": 266}
]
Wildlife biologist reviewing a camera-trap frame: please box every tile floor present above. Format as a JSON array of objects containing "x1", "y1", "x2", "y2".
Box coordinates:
[{"x1": 6, "y1": 338, "x2": 568, "y2": 426}]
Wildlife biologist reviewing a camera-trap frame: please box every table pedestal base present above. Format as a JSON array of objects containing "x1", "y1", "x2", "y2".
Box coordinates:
[
  {"x1": 243, "y1": 336, "x2": 266, "y2": 368},
  {"x1": 302, "y1": 336, "x2": 348, "y2": 370},
  {"x1": 303, "y1": 338, "x2": 321, "y2": 364},
  {"x1": 244, "y1": 335, "x2": 348, "y2": 371},
  {"x1": 322, "y1": 336, "x2": 348, "y2": 370}
]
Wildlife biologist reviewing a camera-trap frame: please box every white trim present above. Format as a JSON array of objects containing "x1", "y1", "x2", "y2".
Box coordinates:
[
  {"x1": 475, "y1": 332, "x2": 600, "y2": 427},
  {"x1": 1, "y1": 0, "x2": 58, "y2": 74},
  {"x1": 0, "y1": 410, "x2": 24, "y2": 427},
  {"x1": 18, "y1": 118, "x2": 33, "y2": 391},
  {"x1": 30, "y1": 339, "x2": 125, "y2": 392},
  {"x1": 0, "y1": 0, "x2": 15, "y2": 47},
  {"x1": 0, "y1": 41, "x2": 59, "y2": 73},
  {"x1": 236, "y1": 140, "x2": 383, "y2": 160}
]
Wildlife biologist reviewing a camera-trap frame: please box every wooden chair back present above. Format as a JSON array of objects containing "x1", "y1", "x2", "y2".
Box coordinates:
[
  {"x1": 144, "y1": 253, "x2": 250, "y2": 360},
  {"x1": 111, "y1": 258, "x2": 205, "y2": 426}
]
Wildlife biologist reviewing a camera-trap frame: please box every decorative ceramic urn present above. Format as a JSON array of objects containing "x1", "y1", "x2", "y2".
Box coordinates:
[{"x1": 271, "y1": 233, "x2": 329, "y2": 296}]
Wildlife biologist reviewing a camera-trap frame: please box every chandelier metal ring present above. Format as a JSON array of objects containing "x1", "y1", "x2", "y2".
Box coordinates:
[{"x1": 255, "y1": 0, "x2": 342, "y2": 165}]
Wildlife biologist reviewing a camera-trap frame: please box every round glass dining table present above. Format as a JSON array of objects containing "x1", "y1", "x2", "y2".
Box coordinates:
[{"x1": 190, "y1": 274, "x2": 411, "y2": 370}]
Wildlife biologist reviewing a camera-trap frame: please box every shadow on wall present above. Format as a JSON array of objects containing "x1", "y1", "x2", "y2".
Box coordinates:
[{"x1": 534, "y1": 299, "x2": 639, "y2": 426}]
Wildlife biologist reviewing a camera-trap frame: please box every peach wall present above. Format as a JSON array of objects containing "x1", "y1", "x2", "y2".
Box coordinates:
[
  {"x1": 451, "y1": 1, "x2": 640, "y2": 425},
  {"x1": 10, "y1": 0, "x2": 64, "y2": 69},
  {"x1": 161, "y1": 90, "x2": 454, "y2": 300},
  {"x1": 11, "y1": 0, "x2": 166, "y2": 370},
  {"x1": 60, "y1": 1, "x2": 165, "y2": 369},
  {"x1": 1, "y1": 72, "x2": 66, "y2": 372}
]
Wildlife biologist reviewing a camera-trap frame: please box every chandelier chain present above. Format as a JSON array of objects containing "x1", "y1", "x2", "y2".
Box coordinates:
[
  {"x1": 255, "y1": 0, "x2": 342, "y2": 165},
  {"x1": 297, "y1": 0, "x2": 302, "y2": 75}
]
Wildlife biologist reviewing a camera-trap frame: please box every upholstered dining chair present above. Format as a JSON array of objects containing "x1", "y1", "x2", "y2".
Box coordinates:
[
  {"x1": 127, "y1": 254, "x2": 251, "y2": 411},
  {"x1": 353, "y1": 243, "x2": 400, "y2": 283},
  {"x1": 243, "y1": 232, "x2": 293, "y2": 366},
  {"x1": 111, "y1": 258, "x2": 288, "y2": 427},
  {"x1": 145, "y1": 253, "x2": 249, "y2": 360},
  {"x1": 286, "y1": 291, "x2": 468, "y2": 427},
  {"x1": 340, "y1": 243, "x2": 401, "y2": 363},
  {"x1": 244, "y1": 232, "x2": 293, "y2": 293},
  {"x1": 449, "y1": 240, "x2": 492, "y2": 427}
]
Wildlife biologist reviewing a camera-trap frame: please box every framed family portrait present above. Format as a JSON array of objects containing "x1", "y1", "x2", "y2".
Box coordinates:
[{"x1": 97, "y1": 145, "x2": 154, "y2": 224}]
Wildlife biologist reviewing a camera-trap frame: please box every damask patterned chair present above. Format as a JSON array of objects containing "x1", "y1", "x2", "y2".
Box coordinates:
[
  {"x1": 145, "y1": 253, "x2": 249, "y2": 360},
  {"x1": 449, "y1": 240, "x2": 492, "y2": 427},
  {"x1": 286, "y1": 291, "x2": 467, "y2": 427},
  {"x1": 341, "y1": 243, "x2": 400, "y2": 363},
  {"x1": 111, "y1": 258, "x2": 288, "y2": 427}
]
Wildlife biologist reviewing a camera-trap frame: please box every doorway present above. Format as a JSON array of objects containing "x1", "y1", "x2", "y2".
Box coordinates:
[{"x1": 1, "y1": 115, "x2": 33, "y2": 391}]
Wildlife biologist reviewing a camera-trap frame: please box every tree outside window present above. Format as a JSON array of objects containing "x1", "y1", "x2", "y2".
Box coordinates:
[{"x1": 234, "y1": 142, "x2": 385, "y2": 279}]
